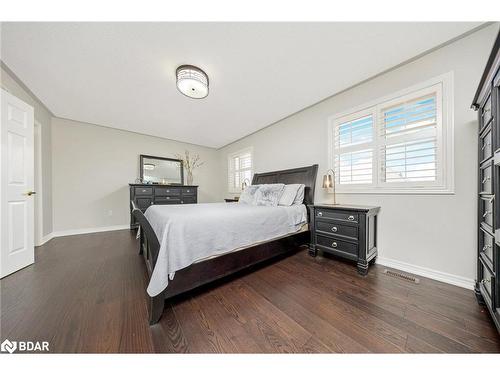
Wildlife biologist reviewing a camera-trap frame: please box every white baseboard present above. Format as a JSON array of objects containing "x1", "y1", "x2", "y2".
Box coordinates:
[
  {"x1": 36, "y1": 233, "x2": 55, "y2": 246},
  {"x1": 48, "y1": 224, "x2": 130, "y2": 240},
  {"x1": 376, "y1": 256, "x2": 475, "y2": 290}
]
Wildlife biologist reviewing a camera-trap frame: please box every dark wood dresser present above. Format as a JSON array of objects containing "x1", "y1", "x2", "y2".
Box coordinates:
[
  {"x1": 308, "y1": 204, "x2": 380, "y2": 275},
  {"x1": 129, "y1": 184, "x2": 198, "y2": 229},
  {"x1": 471, "y1": 30, "x2": 500, "y2": 333}
]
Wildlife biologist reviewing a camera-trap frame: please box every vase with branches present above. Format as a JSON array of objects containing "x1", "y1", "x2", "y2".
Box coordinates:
[{"x1": 175, "y1": 150, "x2": 204, "y2": 185}]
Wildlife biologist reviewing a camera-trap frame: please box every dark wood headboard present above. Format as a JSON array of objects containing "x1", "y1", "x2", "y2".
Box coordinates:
[{"x1": 252, "y1": 164, "x2": 319, "y2": 206}]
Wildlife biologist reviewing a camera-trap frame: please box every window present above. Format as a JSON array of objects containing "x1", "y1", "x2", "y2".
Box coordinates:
[
  {"x1": 329, "y1": 73, "x2": 453, "y2": 194},
  {"x1": 228, "y1": 148, "x2": 253, "y2": 193}
]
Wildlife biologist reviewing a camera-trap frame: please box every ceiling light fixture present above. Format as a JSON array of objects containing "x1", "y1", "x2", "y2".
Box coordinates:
[{"x1": 176, "y1": 65, "x2": 209, "y2": 99}]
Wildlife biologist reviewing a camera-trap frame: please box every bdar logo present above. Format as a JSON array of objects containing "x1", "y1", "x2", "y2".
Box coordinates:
[{"x1": 1, "y1": 339, "x2": 17, "y2": 354}]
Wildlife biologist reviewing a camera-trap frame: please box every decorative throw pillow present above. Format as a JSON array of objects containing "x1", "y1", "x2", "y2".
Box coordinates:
[
  {"x1": 278, "y1": 184, "x2": 302, "y2": 206},
  {"x1": 238, "y1": 185, "x2": 260, "y2": 205},
  {"x1": 254, "y1": 184, "x2": 285, "y2": 206},
  {"x1": 292, "y1": 184, "x2": 306, "y2": 205}
]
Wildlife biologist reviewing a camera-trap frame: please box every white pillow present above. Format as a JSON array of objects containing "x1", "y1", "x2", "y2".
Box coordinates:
[
  {"x1": 278, "y1": 184, "x2": 302, "y2": 206},
  {"x1": 238, "y1": 185, "x2": 260, "y2": 205},
  {"x1": 254, "y1": 184, "x2": 285, "y2": 206},
  {"x1": 292, "y1": 184, "x2": 305, "y2": 205}
]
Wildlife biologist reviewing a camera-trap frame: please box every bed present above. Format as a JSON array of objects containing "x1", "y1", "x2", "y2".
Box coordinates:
[{"x1": 132, "y1": 164, "x2": 318, "y2": 325}]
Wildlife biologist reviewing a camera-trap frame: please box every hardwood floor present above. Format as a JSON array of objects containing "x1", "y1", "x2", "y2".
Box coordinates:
[{"x1": 1, "y1": 229, "x2": 499, "y2": 353}]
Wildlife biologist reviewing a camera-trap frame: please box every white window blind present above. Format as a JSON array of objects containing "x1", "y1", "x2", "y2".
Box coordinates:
[
  {"x1": 228, "y1": 148, "x2": 253, "y2": 193},
  {"x1": 333, "y1": 113, "x2": 374, "y2": 185},
  {"x1": 379, "y1": 94, "x2": 438, "y2": 184},
  {"x1": 328, "y1": 74, "x2": 452, "y2": 194}
]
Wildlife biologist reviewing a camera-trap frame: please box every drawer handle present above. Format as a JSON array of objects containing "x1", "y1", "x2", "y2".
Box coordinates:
[
  {"x1": 348, "y1": 215, "x2": 355, "y2": 221},
  {"x1": 187, "y1": 190, "x2": 190, "y2": 193},
  {"x1": 482, "y1": 244, "x2": 492, "y2": 251},
  {"x1": 181, "y1": 200, "x2": 184, "y2": 204},
  {"x1": 482, "y1": 210, "x2": 491, "y2": 218},
  {"x1": 142, "y1": 189, "x2": 147, "y2": 193},
  {"x1": 331, "y1": 242, "x2": 337, "y2": 248},
  {"x1": 481, "y1": 279, "x2": 491, "y2": 284},
  {"x1": 166, "y1": 190, "x2": 170, "y2": 192},
  {"x1": 482, "y1": 176, "x2": 490, "y2": 183},
  {"x1": 166, "y1": 197, "x2": 170, "y2": 200},
  {"x1": 332, "y1": 226, "x2": 338, "y2": 232},
  {"x1": 317, "y1": 212, "x2": 323, "y2": 217}
]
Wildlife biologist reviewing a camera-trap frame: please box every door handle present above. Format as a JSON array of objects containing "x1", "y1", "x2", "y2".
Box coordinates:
[{"x1": 23, "y1": 191, "x2": 36, "y2": 196}]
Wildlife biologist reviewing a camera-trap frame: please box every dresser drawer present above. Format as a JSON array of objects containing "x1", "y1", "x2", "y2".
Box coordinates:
[
  {"x1": 480, "y1": 227, "x2": 495, "y2": 270},
  {"x1": 136, "y1": 197, "x2": 153, "y2": 209},
  {"x1": 481, "y1": 94, "x2": 492, "y2": 128},
  {"x1": 480, "y1": 163, "x2": 493, "y2": 194},
  {"x1": 182, "y1": 187, "x2": 196, "y2": 196},
  {"x1": 316, "y1": 234, "x2": 358, "y2": 258},
  {"x1": 480, "y1": 128, "x2": 493, "y2": 162},
  {"x1": 315, "y1": 209, "x2": 358, "y2": 223},
  {"x1": 182, "y1": 196, "x2": 197, "y2": 204},
  {"x1": 155, "y1": 187, "x2": 181, "y2": 196},
  {"x1": 479, "y1": 259, "x2": 494, "y2": 307},
  {"x1": 316, "y1": 221, "x2": 358, "y2": 240},
  {"x1": 480, "y1": 196, "x2": 494, "y2": 228},
  {"x1": 135, "y1": 187, "x2": 153, "y2": 196},
  {"x1": 155, "y1": 197, "x2": 181, "y2": 204}
]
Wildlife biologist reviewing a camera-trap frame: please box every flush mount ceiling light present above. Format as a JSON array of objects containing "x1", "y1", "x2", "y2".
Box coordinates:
[{"x1": 176, "y1": 65, "x2": 209, "y2": 99}]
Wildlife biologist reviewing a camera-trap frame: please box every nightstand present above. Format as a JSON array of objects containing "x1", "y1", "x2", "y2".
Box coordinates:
[
  {"x1": 225, "y1": 198, "x2": 239, "y2": 202},
  {"x1": 308, "y1": 204, "x2": 380, "y2": 275}
]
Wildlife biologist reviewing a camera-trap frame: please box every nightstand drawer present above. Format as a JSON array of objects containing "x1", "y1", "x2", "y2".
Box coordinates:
[
  {"x1": 315, "y1": 209, "x2": 358, "y2": 223},
  {"x1": 316, "y1": 235, "x2": 358, "y2": 258},
  {"x1": 316, "y1": 221, "x2": 358, "y2": 240}
]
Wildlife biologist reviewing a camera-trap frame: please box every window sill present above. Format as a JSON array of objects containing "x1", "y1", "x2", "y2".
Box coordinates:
[{"x1": 332, "y1": 188, "x2": 455, "y2": 196}]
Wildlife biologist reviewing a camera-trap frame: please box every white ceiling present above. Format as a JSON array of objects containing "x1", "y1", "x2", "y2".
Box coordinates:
[{"x1": 1, "y1": 22, "x2": 482, "y2": 148}]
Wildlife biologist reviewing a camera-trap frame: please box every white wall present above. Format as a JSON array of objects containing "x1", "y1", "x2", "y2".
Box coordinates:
[
  {"x1": 1, "y1": 65, "x2": 53, "y2": 239},
  {"x1": 52, "y1": 118, "x2": 222, "y2": 233},
  {"x1": 218, "y1": 24, "x2": 500, "y2": 286}
]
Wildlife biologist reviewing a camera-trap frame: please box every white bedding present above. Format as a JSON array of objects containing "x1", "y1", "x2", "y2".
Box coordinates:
[{"x1": 144, "y1": 202, "x2": 307, "y2": 296}]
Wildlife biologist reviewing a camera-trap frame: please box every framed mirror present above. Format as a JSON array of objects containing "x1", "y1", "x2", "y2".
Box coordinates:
[{"x1": 140, "y1": 154, "x2": 184, "y2": 185}]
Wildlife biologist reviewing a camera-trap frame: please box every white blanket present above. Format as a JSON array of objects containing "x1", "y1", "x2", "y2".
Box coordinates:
[{"x1": 145, "y1": 202, "x2": 307, "y2": 296}]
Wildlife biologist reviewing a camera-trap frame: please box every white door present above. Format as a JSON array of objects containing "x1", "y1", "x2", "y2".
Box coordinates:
[{"x1": 1, "y1": 89, "x2": 35, "y2": 278}]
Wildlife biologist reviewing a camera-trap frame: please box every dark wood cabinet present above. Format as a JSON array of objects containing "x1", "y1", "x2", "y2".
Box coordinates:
[
  {"x1": 308, "y1": 204, "x2": 380, "y2": 275},
  {"x1": 471, "y1": 30, "x2": 500, "y2": 333},
  {"x1": 129, "y1": 184, "x2": 198, "y2": 229}
]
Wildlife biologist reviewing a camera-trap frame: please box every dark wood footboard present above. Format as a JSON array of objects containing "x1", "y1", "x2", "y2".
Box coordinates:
[{"x1": 144, "y1": 230, "x2": 309, "y2": 325}]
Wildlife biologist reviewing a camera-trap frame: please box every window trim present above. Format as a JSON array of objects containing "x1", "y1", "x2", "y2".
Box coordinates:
[
  {"x1": 227, "y1": 147, "x2": 254, "y2": 194},
  {"x1": 328, "y1": 72, "x2": 454, "y2": 195}
]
